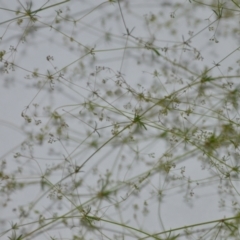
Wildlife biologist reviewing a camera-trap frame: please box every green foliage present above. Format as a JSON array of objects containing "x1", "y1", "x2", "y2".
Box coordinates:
[{"x1": 1, "y1": 0, "x2": 240, "y2": 239}]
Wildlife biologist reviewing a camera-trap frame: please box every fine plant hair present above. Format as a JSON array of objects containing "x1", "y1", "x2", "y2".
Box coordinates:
[{"x1": 1, "y1": 0, "x2": 240, "y2": 239}]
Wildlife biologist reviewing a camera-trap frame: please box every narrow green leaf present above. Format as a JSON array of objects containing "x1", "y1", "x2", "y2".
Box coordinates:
[
  {"x1": 212, "y1": 9, "x2": 219, "y2": 17},
  {"x1": 152, "y1": 48, "x2": 160, "y2": 56}
]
